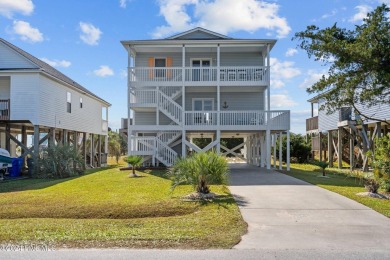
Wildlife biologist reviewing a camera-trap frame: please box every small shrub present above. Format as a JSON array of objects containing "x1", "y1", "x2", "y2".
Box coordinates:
[
  {"x1": 39, "y1": 144, "x2": 85, "y2": 178},
  {"x1": 313, "y1": 161, "x2": 329, "y2": 176},
  {"x1": 124, "y1": 155, "x2": 143, "y2": 177},
  {"x1": 168, "y1": 151, "x2": 229, "y2": 194},
  {"x1": 364, "y1": 178, "x2": 380, "y2": 193},
  {"x1": 369, "y1": 133, "x2": 390, "y2": 192}
]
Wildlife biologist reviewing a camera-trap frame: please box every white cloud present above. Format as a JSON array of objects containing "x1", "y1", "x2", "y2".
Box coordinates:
[
  {"x1": 271, "y1": 94, "x2": 298, "y2": 108},
  {"x1": 153, "y1": 0, "x2": 291, "y2": 38},
  {"x1": 94, "y1": 65, "x2": 114, "y2": 77},
  {"x1": 79, "y1": 22, "x2": 102, "y2": 45},
  {"x1": 378, "y1": 0, "x2": 390, "y2": 5},
  {"x1": 321, "y1": 9, "x2": 337, "y2": 19},
  {"x1": 0, "y1": 0, "x2": 34, "y2": 18},
  {"x1": 349, "y1": 5, "x2": 372, "y2": 23},
  {"x1": 40, "y1": 58, "x2": 71, "y2": 68},
  {"x1": 270, "y1": 57, "x2": 301, "y2": 89},
  {"x1": 119, "y1": 0, "x2": 132, "y2": 8},
  {"x1": 285, "y1": 48, "x2": 297, "y2": 57},
  {"x1": 12, "y1": 20, "x2": 43, "y2": 42},
  {"x1": 299, "y1": 69, "x2": 327, "y2": 89}
]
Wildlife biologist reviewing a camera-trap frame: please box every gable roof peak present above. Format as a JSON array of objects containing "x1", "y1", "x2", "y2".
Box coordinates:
[{"x1": 166, "y1": 27, "x2": 232, "y2": 40}]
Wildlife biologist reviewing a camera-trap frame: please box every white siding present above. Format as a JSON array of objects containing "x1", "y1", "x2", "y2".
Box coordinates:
[
  {"x1": 134, "y1": 112, "x2": 156, "y2": 125},
  {"x1": 135, "y1": 52, "x2": 264, "y2": 67},
  {"x1": 37, "y1": 74, "x2": 106, "y2": 135},
  {"x1": 9, "y1": 73, "x2": 39, "y2": 124},
  {"x1": 318, "y1": 99, "x2": 390, "y2": 131},
  {"x1": 0, "y1": 76, "x2": 10, "y2": 100},
  {"x1": 220, "y1": 91, "x2": 264, "y2": 110},
  {"x1": 0, "y1": 44, "x2": 37, "y2": 69},
  {"x1": 354, "y1": 103, "x2": 390, "y2": 124}
]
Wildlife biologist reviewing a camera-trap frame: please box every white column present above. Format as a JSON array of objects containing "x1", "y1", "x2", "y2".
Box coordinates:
[
  {"x1": 216, "y1": 130, "x2": 221, "y2": 155},
  {"x1": 266, "y1": 129, "x2": 271, "y2": 170},
  {"x1": 217, "y1": 44, "x2": 220, "y2": 127},
  {"x1": 273, "y1": 134, "x2": 277, "y2": 168},
  {"x1": 266, "y1": 43, "x2": 271, "y2": 112},
  {"x1": 260, "y1": 135, "x2": 265, "y2": 167},
  {"x1": 287, "y1": 130, "x2": 290, "y2": 171},
  {"x1": 182, "y1": 130, "x2": 186, "y2": 158},
  {"x1": 279, "y1": 131, "x2": 283, "y2": 170}
]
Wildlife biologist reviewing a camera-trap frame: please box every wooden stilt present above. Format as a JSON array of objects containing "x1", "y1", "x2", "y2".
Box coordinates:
[
  {"x1": 338, "y1": 127, "x2": 343, "y2": 169},
  {"x1": 33, "y1": 125, "x2": 40, "y2": 176},
  {"x1": 349, "y1": 128, "x2": 354, "y2": 171},
  {"x1": 98, "y1": 135, "x2": 101, "y2": 167},
  {"x1": 328, "y1": 130, "x2": 333, "y2": 167}
]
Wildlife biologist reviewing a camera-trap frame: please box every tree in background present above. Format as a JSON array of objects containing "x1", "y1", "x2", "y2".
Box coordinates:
[
  {"x1": 294, "y1": 4, "x2": 390, "y2": 124},
  {"x1": 276, "y1": 133, "x2": 311, "y2": 163},
  {"x1": 369, "y1": 133, "x2": 390, "y2": 192},
  {"x1": 108, "y1": 130, "x2": 127, "y2": 163}
]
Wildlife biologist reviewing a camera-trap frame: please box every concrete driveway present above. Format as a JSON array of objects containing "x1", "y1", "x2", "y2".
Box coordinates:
[{"x1": 228, "y1": 163, "x2": 390, "y2": 251}]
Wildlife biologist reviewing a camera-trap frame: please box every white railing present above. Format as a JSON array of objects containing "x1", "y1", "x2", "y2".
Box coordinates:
[
  {"x1": 268, "y1": 111, "x2": 290, "y2": 130},
  {"x1": 159, "y1": 86, "x2": 182, "y2": 98},
  {"x1": 157, "y1": 131, "x2": 181, "y2": 144},
  {"x1": 129, "y1": 66, "x2": 269, "y2": 84},
  {"x1": 183, "y1": 110, "x2": 289, "y2": 129},
  {"x1": 102, "y1": 120, "x2": 108, "y2": 132},
  {"x1": 129, "y1": 67, "x2": 182, "y2": 82},
  {"x1": 220, "y1": 111, "x2": 265, "y2": 126},
  {"x1": 185, "y1": 111, "x2": 218, "y2": 126},
  {"x1": 130, "y1": 89, "x2": 157, "y2": 105},
  {"x1": 184, "y1": 67, "x2": 217, "y2": 81},
  {"x1": 156, "y1": 139, "x2": 177, "y2": 166},
  {"x1": 159, "y1": 91, "x2": 182, "y2": 124},
  {"x1": 219, "y1": 66, "x2": 268, "y2": 82},
  {"x1": 129, "y1": 137, "x2": 155, "y2": 155}
]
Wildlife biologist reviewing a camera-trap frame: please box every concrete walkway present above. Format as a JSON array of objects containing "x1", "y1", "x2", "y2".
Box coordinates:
[{"x1": 228, "y1": 163, "x2": 390, "y2": 251}]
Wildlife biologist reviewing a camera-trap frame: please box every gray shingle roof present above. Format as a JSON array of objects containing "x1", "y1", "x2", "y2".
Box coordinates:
[{"x1": 0, "y1": 38, "x2": 110, "y2": 106}]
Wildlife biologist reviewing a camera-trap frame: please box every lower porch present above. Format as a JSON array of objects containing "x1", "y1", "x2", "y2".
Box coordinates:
[
  {"x1": 0, "y1": 121, "x2": 108, "y2": 177},
  {"x1": 128, "y1": 129, "x2": 291, "y2": 170}
]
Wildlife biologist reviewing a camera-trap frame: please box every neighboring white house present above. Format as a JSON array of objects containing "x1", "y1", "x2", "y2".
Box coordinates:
[
  {"x1": 306, "y1": 96, "x2": 389, "y2": 171},
  {"x1": 0, "y1": 38, "x2": 111, "y2": 167},
  {"x1": 121, "y1": 27, "x2": 290, "y2": 169}
]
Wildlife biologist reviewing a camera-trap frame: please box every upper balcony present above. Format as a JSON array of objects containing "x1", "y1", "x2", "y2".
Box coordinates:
[
  {"x1": 129, "y1": 66, "x2": 269, "y2": 87},
  {"x1": 306, "y1": 116, "x2": 318, "y2": 132}
]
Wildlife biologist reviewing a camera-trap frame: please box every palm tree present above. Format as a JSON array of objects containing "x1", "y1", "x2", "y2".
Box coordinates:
[
  {"x1": 124, "y1": 155, "x2": 143, "y2": 177},
  {"x1": 169, "y1": 151, "x2": 229, "y2": 194}
]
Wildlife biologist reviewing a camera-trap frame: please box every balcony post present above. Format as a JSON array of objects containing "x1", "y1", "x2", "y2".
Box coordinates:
[
  {"x1": 266, "y1": 128, "x2": 271, "y2": 170},
  {"x1": 279, "y1": 131, "x2": 283, "y2": 170},
  {"x1": 217, "y1": 44, "x2": 220, "y2": 127},
  {"x1": 286, "y1": 130, "x2": 290, "y2": 171},
  {"x1": 266, "y1": 44, "x2": 271, "y2": 113}
]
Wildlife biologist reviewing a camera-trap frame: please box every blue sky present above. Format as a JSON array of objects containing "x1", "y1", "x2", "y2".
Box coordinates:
[{"x1": 0, "y1": 0, "x2": 388, "y2": 134}]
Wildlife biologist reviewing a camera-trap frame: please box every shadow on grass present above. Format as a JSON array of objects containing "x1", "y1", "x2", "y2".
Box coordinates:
[
  {"x1": 0, "y1": 165, "x2": 117, "y2": 193},
  {"x1": 279, "y1": 166, "x2": 365, "y2": 189},
  {"x1": 143, "y1": 169, "x2": 170, "y2": 180}
]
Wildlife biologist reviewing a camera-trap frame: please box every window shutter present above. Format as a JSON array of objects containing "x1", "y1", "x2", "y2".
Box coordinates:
[
  {"x1": 148, "y1": 57, "x2": 154, "y2": 79},
  {"x1": 166, "y1": 57, "x2": 172, "y2": 79}
]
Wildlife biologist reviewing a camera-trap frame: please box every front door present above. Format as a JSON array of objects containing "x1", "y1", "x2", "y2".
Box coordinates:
[
  {"x1": 192, "y1": 59, "x2": 211, "y2": 81},
  {"x1": 193, "y1": 98, "x2": 214, "y2": 124}
]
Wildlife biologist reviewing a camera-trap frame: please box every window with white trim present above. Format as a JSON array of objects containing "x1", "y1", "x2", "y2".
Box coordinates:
[{"x1": 66, "y1": 92, "x2": 71, "y2": 113}]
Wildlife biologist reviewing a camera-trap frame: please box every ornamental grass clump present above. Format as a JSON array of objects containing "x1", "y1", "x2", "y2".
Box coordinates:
[
  {"x1": 168, "y1": 151, "x2": 229, "y2": 194},
  {"x1": 124, "y1": 155, "x2": 143, "y2": 177}
]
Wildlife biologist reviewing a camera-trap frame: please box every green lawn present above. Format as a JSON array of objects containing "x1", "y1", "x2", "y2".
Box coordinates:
[
  {"x1": 0, "y1": 167, "x2": 246, "y2": 248},
  {"x1": 278, "y1": 163, "x2": 390, "y2": 217}
]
